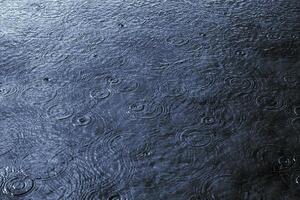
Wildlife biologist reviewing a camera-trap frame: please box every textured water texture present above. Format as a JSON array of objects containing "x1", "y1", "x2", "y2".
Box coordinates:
[{"x1": 0, "y1": 0, "x2": 299, "y2": 199}]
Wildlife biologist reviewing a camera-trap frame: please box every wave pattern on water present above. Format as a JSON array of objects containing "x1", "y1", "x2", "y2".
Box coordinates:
[{"x1": 0, "y1": 0, "x2": 299, "y2": 199}]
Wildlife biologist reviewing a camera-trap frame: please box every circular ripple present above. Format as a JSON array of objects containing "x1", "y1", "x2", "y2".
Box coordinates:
[
  {"x1": 130, "y1": 142, "x2": 154, "y2": 162},
  {"x1": 106, "y1": 131, "x2": 150, "y2": 154},
  {"x1": 200, "y1": 174, "x2": 239, "y2": 199},
  {"x1": 160, "y1": 80, "x2": 187, "y2": 97},
  {"x1": 120, "y1": 83, "x2": 140, "y2": 94},
  {"x1": 224, "y1": 76, "x2": 256, "y2": 92},
  {"x1": 0, "y1": 83, "x2": 19, "y2": 98},
  {"x1": 105, "y1": 75, "x2": 121, "y2": 85},
  {"x1": 111, "y1": 77, "x2": 140, "y2": 93},
  {"x1": 252, "y1": 145, "x2": 296, "y2": 172},
  {"x1": 38, "y1": 167, "x2": 82, "y2": 200},
  {"x1": 22, "y1": 148, "x2": 73, "y2": 180},
  {"x1": 188, "y1": 194, "x2": 206, "y2": 200},
  {"x1": 137, "y1": 131, "x2": 217, "y2": 186},
  {"x1": 280, "y1": 170, "x2": 300, "y2": 192},
  {"x1": 85, "y1": 133, "x2": 135, "y2": 190},
  {"x1": 81, "y1": 188, "x2": 101, "y2": 200},
  {"x1": 94, "y1": 73, "x2": 140, "y2": 94},
  {"x1": 177, "y1": 128, "x2": 214, "y2": 148},
  {"x1": 46, "y1": 104, "x2": 74, "y2": 120},
  {"x1": 294, "y1": 106, "x2": 300, "y2": 115},
  {"x1": 117, "y1": 80, "x2": 139, "y2": 93},
  {"x1": 3, "y1": 174, "x2": 35, "y2": 197},
  {"x1": 21, "y1": 85, "x2": 57, "y2": 105},
  {"x1": 68, "y1": 111, "x2": 109, "y2": 143},
  {"x1": 126, "y1": 100, "x2": 167, "y2": 120},
  {"x1": 89, "y1": 88, "x2": 111, "y2": 100},
  {"x1": 196, "y1": 68, "x2": 220, "y2": 90},
  {"x1": 291, "y1": 117, "x2": 300, "y2": 130},
  {"x1": 277, "y1": 155, "x2": 296, "y2": 171},
  {"x1": 108, "y1": 193, "x2": 122, "y2": 200},
  {"x1": 72, "y1": 114, "x2": 92, "y2": 126},
  {"x1": 46, "y1": 151, "x2": 74, "y2": 179},
  {"x1": 256, "y1": 92, "x2": 286, "y2": 111},
  {"x1": 170, "y1": 98, "x2": 245, "y2": 131},
  {"x1": 253, "y1": 144, "x2": 281, "y2": 167}
]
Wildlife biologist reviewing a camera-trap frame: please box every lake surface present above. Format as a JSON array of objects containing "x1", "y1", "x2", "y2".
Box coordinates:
[{"x1": 0, "y1": 0, "x2": 299, "y2": 199}]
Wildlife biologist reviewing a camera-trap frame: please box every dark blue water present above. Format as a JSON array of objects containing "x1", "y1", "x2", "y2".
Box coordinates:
[{"x1": 0, "y1": 0, "x2": 299, "y2": 199}]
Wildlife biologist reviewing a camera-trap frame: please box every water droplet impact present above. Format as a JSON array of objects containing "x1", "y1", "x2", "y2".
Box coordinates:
[
  {"x1": 3, "y1": 173, "x2": 35, "y2": 197},
  {"x1": 72, "y1": 115, "x2": 92, "y2": 126},
  {"x1": 198, "y1": 32, "x2": 207, "y2": 37},
  {"x1": 179, "y1": 128, "x2": 213, "y2": 148},
  {"x1": 235, "y1": 50, "x2": 247, "y2": 57},
  {"x1": 106, "y1": 76, "x2": 121, "y2": 85},
  {"x1": 89, "y1": 88, "x2": 111, "y2": 100},
  {"x1": 278, "y1": 156, "x2": 296, "y2": 169},
  {"x1": 126, "y1": 100, "x2": 166, "y2": 120},
  {"x1": 46, "y1": 104, "x2": 73, "y2": 120},
  {"x1": 202, "y1": 116, "x2": 216, "y2": 125},
  {"x1": 129, "y1": 103, "x2": 145, "y2": 112}
]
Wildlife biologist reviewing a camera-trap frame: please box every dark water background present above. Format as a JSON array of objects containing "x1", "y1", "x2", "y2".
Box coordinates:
[{"x1": 0, "y1": 0, "x2": 299, "y2": 199}]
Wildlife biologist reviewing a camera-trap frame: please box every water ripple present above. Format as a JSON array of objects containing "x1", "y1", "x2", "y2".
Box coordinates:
[
  {"x1": 0, "y1": 83, "x2": 20, "y2": 99},
  {"x1": 85, "y1": 132, "x2": 135, "y2": 190},
  {"x1": 20, "y1": 84, "x2": 57, "y2": 105},
  {"x1": 255, "y1": 91, "x2": 287, "y2": 111},
  {"x1": 0, "y1": 0, "x2": 299, "y2": 198},
  {"x1": 22, "y1": 147, "x2": 74, "y2": 180},
  {"x1": 46, "y1": 103, "x2": 74, "y2": 120},
  {"x1": 0, "y1": 168, "x2": 35, "y2": 198},
  {"x1": 177, "y1": 128, "x2": 214, "y2": 148}
]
